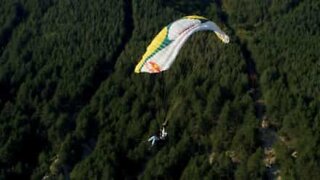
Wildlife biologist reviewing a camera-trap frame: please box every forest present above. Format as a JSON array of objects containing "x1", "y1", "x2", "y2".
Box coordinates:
[{"x1": 0, "y1": 0, "x2": 319, "y2": 179}]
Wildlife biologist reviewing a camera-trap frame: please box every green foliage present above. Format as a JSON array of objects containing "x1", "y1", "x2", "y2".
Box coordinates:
[
  {"x1": 0, "y1": 0, "x2": 318, "y2": 179},
  {"x1": 244, "y1": 0, "x2": 320, "y2": 179}
]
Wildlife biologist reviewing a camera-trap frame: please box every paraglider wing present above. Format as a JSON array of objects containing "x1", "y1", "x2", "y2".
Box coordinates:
[{"x1": 134, "y1": 15, "x2": 229, "y2": 74}]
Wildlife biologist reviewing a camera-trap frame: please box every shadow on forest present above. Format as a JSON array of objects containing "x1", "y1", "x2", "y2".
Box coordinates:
[{"x1": 162, "y1": 0, "x2": 211, "y2": 15}]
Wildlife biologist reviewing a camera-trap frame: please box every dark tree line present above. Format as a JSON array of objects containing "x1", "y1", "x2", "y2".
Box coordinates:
[{"x1": 0, "y1": 0, "x2": 318, "y2": 179}]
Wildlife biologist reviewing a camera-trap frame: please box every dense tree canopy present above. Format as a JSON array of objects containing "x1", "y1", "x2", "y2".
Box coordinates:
[{"x1": 0, "y1": 0, "x2": 318, "y2": 179}]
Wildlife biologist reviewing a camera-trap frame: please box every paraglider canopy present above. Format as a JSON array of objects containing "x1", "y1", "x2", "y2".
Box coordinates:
[
  {"x1": 134, "y1": 15, "x2": 229, "y2": 74},
  {"x1": 136, "y1": 16, "x2": 230, "y2": 148}
]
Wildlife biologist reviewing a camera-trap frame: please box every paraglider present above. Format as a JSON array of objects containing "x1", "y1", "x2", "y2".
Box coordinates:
[
  {"x1": 159, "y1": 126, "x2": 168, "y2": 140},
  {"x1": 148, "y1": 127, "x2": 168, "y2": 147},
  {"x1": 135, "y1": 15, "x2": 229, "y2": 147},
  {"x1": 148, "y1": 135, "x2": 159, "y2": 147},
  {"x1": 135, "y1": 15, "x2": 229, "y2": 74}
]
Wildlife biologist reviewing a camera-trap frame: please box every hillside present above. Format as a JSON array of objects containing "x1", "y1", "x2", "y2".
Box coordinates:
[{"x1": 0, "y1": 0, "x2": 319, "y2": 179}]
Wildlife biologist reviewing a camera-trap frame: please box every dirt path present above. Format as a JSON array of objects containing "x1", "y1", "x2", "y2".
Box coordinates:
[
  {"x1": 238, "y1": 33, "x2": 280, "y2": 180},
  {"x1": 238, "y1": 30, "x2": 279, "y2": 180},
  {"x1": 215, "y1": 1, "x2": 279, "y2": 179}
]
